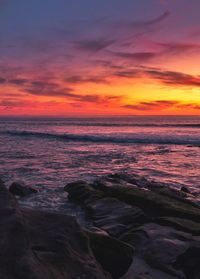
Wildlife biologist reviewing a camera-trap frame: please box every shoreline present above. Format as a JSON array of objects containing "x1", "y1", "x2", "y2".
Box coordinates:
[{"x1": 1, "y1": 174, "x2": 200, "y2": 278}]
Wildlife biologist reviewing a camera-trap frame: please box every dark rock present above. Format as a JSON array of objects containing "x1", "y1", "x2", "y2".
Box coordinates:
[
  {"x1": 0, "y1": 181, "x2": 110, "y2": 279},
  {"x1": 9, "y1": 181, "x2": 38, "y2": 197},
  {"x1": 133, "y1": 276, "x2": 154, "y2": 279},
  {"x1": 120, "y1": 229, "x2": 149, "y2": 252},
  {"x1": 181, "y1": 186, "x2": 191, "y2": 194},
  {"x1": 23, "y1": 210, "x2": 111, "y2": 279},
  {"x1": 174, "y1": 245, "x2": 200, "y2": 279},
  {"x1": 87, "y1": 230, "x2": 134, "y2": 279},
  {"x1": 144, "y1": 237, "x2": 186, "y2": 277}
]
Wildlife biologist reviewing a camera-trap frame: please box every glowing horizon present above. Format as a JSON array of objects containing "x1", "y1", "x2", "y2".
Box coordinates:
[{"x1": 0, "y1": 0, "x2": 200, "y2": 116}]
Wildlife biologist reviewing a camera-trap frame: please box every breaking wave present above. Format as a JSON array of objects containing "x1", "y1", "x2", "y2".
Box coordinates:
[{"x1": 2, "y1": 130, "x2": 200, "y2": 145}]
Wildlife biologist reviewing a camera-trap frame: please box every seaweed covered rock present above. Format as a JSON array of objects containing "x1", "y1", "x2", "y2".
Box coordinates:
[
  {"x1": 64, "y1": 180, "x2": 104, "y2": 204},
  {"x1": 94, "y1": 183, "x2": 200, "y2": 222},
  {"x1": 156, "y1": 217, "x2": 200, "y2": 235}
]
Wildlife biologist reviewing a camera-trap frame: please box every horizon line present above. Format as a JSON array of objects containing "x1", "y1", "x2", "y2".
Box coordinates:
[{"x1": 0, "y1": 114, "x2": 200, "y2": 119}]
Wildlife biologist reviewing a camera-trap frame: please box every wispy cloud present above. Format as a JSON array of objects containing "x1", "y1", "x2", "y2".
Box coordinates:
[
  {"x1": 0, "y1": 75, "x2": 124, "y2": 105},
  {"x1": 0, "y1": 99, "x2": 29, "y2": 108},
  {"x1": 110, "y1": 51, "x2": 156, "y2": 62},
  {"x1": 123, "y1": 100, "x2": 179, "y2": 111},
  {"x1": 117, "y1": 10, "x2": 170, "y2": 28},
  {"x1": 0, "y1": 98, "x2": 62, "y2": 110},
  {"x1": 122, "y1": 10, "x2": 170, "y2": 28},
  {"x1": 123, "y1": 100, "x2": 200, "y2": 112},
  {"x1": 0, "y1": 78, "x2": 6, "y2": 84},
  {"x1": 9, "y1": 79, "x2": 28, "y2": 85},
  {"x1": 71, "y1": 11, "x2": 170, "y2": 55},
  {"x1": 25, "y1": 80, "x2": 120, "y2": 103},
  {"x1": 74, "y1": 38, "x2": 115, "y2": 52},
  {"x1": 177, "y1": 103, "x2": 200, "y2": 110},
  {"x1": 110, "y1": 65, "x2": 200, "y2": 88},
  {"x1": 145, "y1": 69, "x2": 200, "y2": 87},
  {"x1": 156, "y1": 41, "x2": 200, "y2": 55},
  {"x1": 65, "y1": 75, "x2": 108, "y2": 84},
  {"x1": 114, "y1": 70, "x2": 138, "y2": 78}
]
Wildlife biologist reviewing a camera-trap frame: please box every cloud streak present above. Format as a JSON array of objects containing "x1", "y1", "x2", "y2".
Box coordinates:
[
  {"x1": 123, "y1": 100, "x2": 200, "y2": 112},
  {"x1": 111, "y1": 65, "x2": 200, "y2": 88},
  {"x1": 110, "y1": 51, "x2": 156, "y2": 62},
  {"x1": 0, "y1": 76, "x2": 124, "y2": 105},
  {"x1": 145, "y1": 69, "x2": 200, "y2": 87},
  {"x1": 123, "y1": 100, "x2": 179, "y2": 111},
  {"x1": 74, "y1": 38, "x2": 115, "y2": 52},
  {"x1": 115, "y1": 10, "x2": 170, "y2": 29},
  {"x1": 65, "y1": 75, "x2": 108, "y2": 84},
  {"x1": 127, "y1": 10, "x2": 170, "y2": 28}
]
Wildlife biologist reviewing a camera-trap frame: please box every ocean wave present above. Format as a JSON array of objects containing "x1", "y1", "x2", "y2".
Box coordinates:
[{"x1": 1, "y1": 130, "x2": 200, "y2": 145}]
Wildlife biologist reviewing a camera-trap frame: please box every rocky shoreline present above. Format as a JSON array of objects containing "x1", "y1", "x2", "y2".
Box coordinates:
[{"x1": 1, "y1": 173, "x2": 200, "y2": 279}]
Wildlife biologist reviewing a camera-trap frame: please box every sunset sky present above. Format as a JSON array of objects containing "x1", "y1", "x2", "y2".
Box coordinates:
[{"x1": 1, "y1": 0, "x2": 200, "y2": 116}]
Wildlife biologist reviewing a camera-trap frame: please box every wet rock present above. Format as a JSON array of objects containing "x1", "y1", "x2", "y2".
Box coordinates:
[
  {"x1": 64, "y1": 181, "x2": 104, "y2": 204},
  {"x1": 121, "y1": 223, "x2": 188, "y2": 278},
  {"x1": 181, "y1": 186, "x2": 191, "y2": 194},
  {"x1": 98, "y1": 174, "x2": 196, "y2": 205},
  {"x1": 88, "y1": 198, "x2": 148, "y2": 237},
  {"x1": 151, "y1": 186, "x2": 191, "y2": 201},
  {"x1": 94, "y1": 183, "x2": 200, "y2": 222},
  {"x1": 121, "y1": 256, "x2": 177, "y2": 279},
  {"x1": 133, "y1": 276, "x2": 154, "y2": 279},
  {"x1": 144, "y1": 237, "x2": 186, "y2": 277},
  {"x1": 120, "y1": 229, "x2": 149, "y2": 252},
  {"x1": 65, "y1": 181, "x2": 148, "y2": 237},
  {"x1": 65, "y1": 178, "x2": 200, "y2": 279},
  {"x1": 9, "y1": 181, "x2": 38, "y2": 197},
  {"x1": 103, "y1": 173, "x2": 161, "y2": 189},
  {"x1": 87, "y1": 230, "x2": 134, "y2": 279},
  {"x1": 156, "y1": 217, "x2": 200, "y2": 235},
  {"x1": 174, "y1": 245, "x2": 200, "y2": 279},
  {"x1": 23, "y1": 210, "x2": 111, "y2": 279},
  {"x1": 0, "y1": 181, "x2": 110, "y2": 279}
]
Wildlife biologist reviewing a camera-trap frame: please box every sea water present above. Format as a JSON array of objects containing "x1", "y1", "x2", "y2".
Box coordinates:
[{"x1": 0, "y1": 116, "x2": 200, "y2": 211}]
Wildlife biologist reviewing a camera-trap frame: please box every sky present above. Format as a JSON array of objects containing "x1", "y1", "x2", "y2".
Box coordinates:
[{"x1": 0, "y1": 0, "x2": 200, "y2": 116}]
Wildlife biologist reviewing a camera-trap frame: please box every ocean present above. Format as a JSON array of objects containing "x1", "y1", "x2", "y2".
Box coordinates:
[{"x1": 0, "y1": 116, "x2": 200, "y2": 212}]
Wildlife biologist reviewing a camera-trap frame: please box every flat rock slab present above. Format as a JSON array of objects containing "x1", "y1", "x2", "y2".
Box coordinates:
[
  {"x1": 120, "y1": 223, "x2": 199, "y2": 278},
  {"x1": 88, "y1": 198, "x2": 147, "y2": 237}
]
